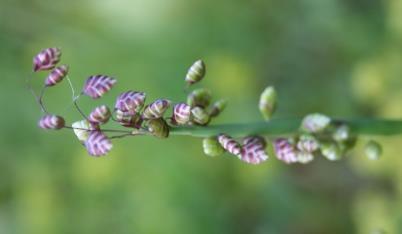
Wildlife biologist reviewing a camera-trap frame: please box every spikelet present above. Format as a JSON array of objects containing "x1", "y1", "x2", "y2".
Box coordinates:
[
  {"x1": 202, "y1": 137, "x2": 225, "y2": 157},
  {"x1": 364, "y1": 140, "x2": 382, "y2": 160},
  {"x1": 191, "y1": 107, "x2": 210, "y2": 125},
  {"x1": 71, "y1": 119, "x2": 95, "y2": 142},
  {"x1": 114, "y1": 109, "x2": 141, "y2": 128},
  {"x1": 185, "y1": 60, "x2": 206, "y2": 85},
  {"x1": 84, "y1": 131, "x2": 113, "y2": 156},
  {"x1": 142, "y1": 99, "x2": 171, "y2": 119},
  {"x1": 259, "y1": 86, "x2": 277, "y2": 121},
  {"x1": 240, "y1": 136, "x2": 268, "y2": 164},
  {"x1": 187, "y1": 88, "x2": 211, "y2": 108},
  {"x1": 172, "y1": 103, "x2": 191, "y2": 125},
  {"x1": 296, "y1": 135, "x2": 319, "y2": 153},
  {"x1": 88, "y1": 105, "x2": 111, "y2": 124},
  {"x1": 333, "y1": 124, "x2": 350, "y2": 142},
  {"x1": 45, "y1": 65, "x2": 69, "y2": 87},
  {"x1": 83, "y1": 75, "x2": 116, "y2": 99},
  {"x1": 296, "y1": 151, "x2": 314, "y2": 164},
  {"x1": 209, "y1": 99, "x2": 227, "y2": 118},
  {"x1": 33, "y1": 47, "x2": 61, "y2": 72},
  {"x1": 320, "y1": 142, "x2": 342, "y2": 161},
  {"x1": 115, "y1": 91, "x2": 146, "y2": 112},
  {"x1": 217, "y1": 134, "x2": 242, "y2": 156},
  {"x1": 146, "y1": 118, "x2": 169, "y2": 138},
  {"x1": 274, "y1": 138, "x2": 298, "y2": 164},
  {"x1": 38, "y1": 115, "x2": 65, "y2": 130},
  {"x1": 301, "y1": 113, "x2": 331, "y2": 133}
]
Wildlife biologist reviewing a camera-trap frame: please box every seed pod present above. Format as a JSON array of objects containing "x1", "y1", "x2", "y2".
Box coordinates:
[
  {"x1": 146, "y1": 118, "x2": 169, "y2": 138},
  {"x1": 172, "y1": 103, "x2": 191, "y2": 125},
  {"x1": 296, "y1": 151, "x2": 314, "y2": 164},
  {"x1": 185, "y1": 59, "x2": 206, "y2": 85},
  {"x1": 203, "y1": 137, "x2": 225, "y2": 157},
  {"x1": 187, "y1": 88, "x2": 212, "y2": 108},
  {"x1": 297, "y1": 135, "x2": 319, "y2": 153},
  {"x1": 217, "y1": 134, "x2": 242, "y2": 156},
  {"x1": 115, "y1": 109, "x2": 142, "y2": 128},
  {"x1": 88, "y1": 105, "x2": 111, "y2": 124},
  {"x1": 320, "y1": 142, "x2": 342, "y2": 161},
  {"x1": 241, "y1": 136, "x2": 269, "y2": 165},
  {"x1": 259, "y1": 86, "x2": 277, "y2": 121},
  {"x1": 364, "y1": 140, "x2": 382, "y2": 160},
  {"x1": 83, "y1": 75, "x2": 117, "y2": 99},
  {"x1": 72, "y1": 119, "x2": 95, "y2": 142},
  {"x1": 85, "y1": 131, "x2": 113, "y2": 156},
  {"x1": 274, "y1": 138, "x2": 298, "y2": 164},
  {"x1": 332, "y1": 124, "x2": 350, "y2": 142},
  {"x1": 115, "y1": 91, "x2": 146, "y2": 112},
  {"x1": 45, "y1": 65, "x2": 69, "y2": 87},
  {"x1": 301, "y1": 113, "x2": 331, "y2": 133},
  {"x1": 142, "y1": 99, "x2": 171, "y2": 119},
  {"x1": 33, "y1": 47, "x2": 61, "y2": 72},
  {"x1": 191, "y1": 107, "x2": 210, "y2": 125},
  {"x1": 38, "y1": 115, "x2": 65, "y2": 130},
  {"x1": 209, "y1": 99, "x2": 227, "y2": 118}
]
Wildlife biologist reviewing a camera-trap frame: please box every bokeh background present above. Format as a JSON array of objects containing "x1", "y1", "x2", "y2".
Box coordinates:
[{"x1": 1, "y1": 0, "x2": 402, "y2": 233}]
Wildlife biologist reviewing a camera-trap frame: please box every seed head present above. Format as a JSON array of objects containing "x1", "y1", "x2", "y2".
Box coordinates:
[
  {"x1": 209, "y1": 99, "x2": 227, "y2": 118},
  {"x1": 115, "y1": 91, "x2": 146, "y2": 112},
  {"x1": 297, "y1": 135, "x2": 319, "y2": 153},
  {"x1": 85, "y1": 131, "x2": 113, "y2": 156},
  {"x1": 172, "y1": 103, "x2": 191, "y2": 125},
  {"x1": 38, "y1": 115, "x2": 65, "y2": 130},
  {"x1": 88, "y1": 105, "x2": 111, "y2": 124},
  {"x1": 217, "y1": 134, "x2": 242, "y2": 156},
  {"x1": 142, "y1": 99, "x2": 171, "y2": 119},
  {"x1": 146, "y1": 118, "x2": 170, "y2": 138},
  {"x1": 274, "y1": 138, "x2": 298, "y2": 164},
  {"x1": 241, "y1": 136, "x2": 269, "y2": 164},
  {"x1": 187, "y1": 88, "x2": 212, "y2": 108},
  {"x1": 202, "y1": 137, "x2": 225, "y2": 157},
  {"x1": 259, "y1": 86, "x2": 277, "y2": 121},
  {"x1": 83, "y1": 75, "x2": 116, "y2": 99},
  {"x1": 33, "y1": 47, "x2": 61, "y2": 72},
  {"x1": 185, "y1": 59, "x2": 206, "y2": 85},
  {"x1": 301, "y1": 113, "x2": 331, "y2": 133},
  {"x1": 45, "y1": 65, "x2": 69, "y2": 87},
  {"x1": 364, "y1": 140, "x2": 382, "y2": 160},
  {"x1": 320, "y1": 142, "x2": 342, "y2": 161},
  {"x1": 72, "y1": 119, "x2": 95, "y2": 142},
  {"x1": 191, "y1": 107, "x2": 210, "y2": 125}
]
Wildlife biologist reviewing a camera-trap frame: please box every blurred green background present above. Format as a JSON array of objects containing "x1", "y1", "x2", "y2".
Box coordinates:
[{"x1": 1, "y1": 0, "x2": 402, "y2": 233}]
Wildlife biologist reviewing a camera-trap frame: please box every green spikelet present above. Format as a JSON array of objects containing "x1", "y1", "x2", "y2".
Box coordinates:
[
  {"x1": 185, "y1": 60, "x2": 206, "y2": 85},
  {"x1": 146, "y1": 118, "x2": 169, "y2": 138},
  {"x1": 191, "y1": 107, "x2": 210, "y2": 125},
  {"x1": 203, "y1": 137, "x2": 225, "y2": 157},
  {"x1": 187, "y1": 88, "x2": 212, "y2": 108},
  {"x1": 364, "y1": 140, "x2": 382, "y2": 160},
  {"x1": 259, "y1": 86, "x2": 277, "y2": 121},
  {"x1": 320, "y1": 142, "x2": 342, "y2": 161},
  {"x1": 209, "y1": 99, "x2": 228, "y2": 118}
]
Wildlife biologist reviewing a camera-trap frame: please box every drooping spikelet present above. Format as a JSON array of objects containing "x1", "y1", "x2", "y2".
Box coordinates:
[
  {"x1": 259, "y1": 86, "x2": 277, "y2": 121},
  {"x1": 202, "y1": 137, "x2": 225, "y2": 157},
  {"x1": 83, "y1": 75, "x2": 116, "y2": 99},
  {"x1": 33, "y1": 47, "x2": 61, "y2": 72},
  {"x1": 115, "y1": 91, "x2": 146, "y2": 112},
  {"x1": 217, "y1": 134, "x2": 242, "y2": 156},
  {"x1": 296, "y1": 135, "x2": 319, "y2": 153},
  {"x1": 146, "y1": 118, "x2": 170, "y2": 138},
  {"x1": 38, "y1": 115, "x2": 65, "y2": 130},
  {"x1": 88, "y1": 105, "x2": 111, "y2": 124},
  {"x1": 209, "y1": 99, "x2": 227, "y2": 118},
  {"x1": 364, "y1": 140, "x2": 382, "y2": 160},
  {"x1": 185, "y1": 60, "x2": 206, "y2": 85},
  {"x1": 142, "y1": 99, "x2": 171, "y2": 119},
  {"x1": 320, "y1": 142, "x2": 342, "y2": 161},
  {"x1": 274, "y1": 138, "x2": 298, "y2": 164},
  {"x1": 172, "y1": 103, "x2": 191, "y2": 125},
  {"x1": 115, "y1": 109, "x2": 142, "y2": 128},
  {"x1": 84, "y1": 131, "x2": 113, "y2": 156},
  {"x1": 72, "y1": 119, "x2": 96, "y2": 142},
  {"x1": 45, "y1": 65, "x2": 69, "y2": 87},
  {"x1": 191, "y1": 107, "x2": 210, "y2": 125},
  {"x1": 301, "y1": 113, "x2": 331, "y2": 133},
  {"x1": 187, "y1": 88, "x2": 211, "y2": 108},
  {"x1": 240, "y1": 136, "x2": 269, "y2": 164}
]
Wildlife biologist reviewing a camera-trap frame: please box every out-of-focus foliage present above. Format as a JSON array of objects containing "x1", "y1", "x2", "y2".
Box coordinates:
[{"x1": 0, "y1": 0, "x2": 402, "y2": 233}]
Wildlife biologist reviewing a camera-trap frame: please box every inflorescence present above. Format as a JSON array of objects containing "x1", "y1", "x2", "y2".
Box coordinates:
[{"x1": 30, "y1": 47, "x2": 383, "y2": 165}]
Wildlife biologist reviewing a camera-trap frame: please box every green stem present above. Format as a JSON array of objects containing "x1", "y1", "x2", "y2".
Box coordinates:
[{"x1": 169, "y1": 118, "x2": 402, "y2": 138}]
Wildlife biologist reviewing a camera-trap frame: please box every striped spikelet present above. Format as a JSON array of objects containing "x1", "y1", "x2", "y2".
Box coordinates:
[
  {"x1": 45, "y1": 65, "x2": 69, "y2": 87},
  {"x1": 172, "y1": 103, "x2": 191, "y2": 125},
  {"x1": 241, "y1": 136, "x2": 269, "y2": 165},
  {"x1": 38, "y1": 115, "x2": 65, "y2": 130},
  {"x1": 88, "y1": 105, "x2": 111, "y2": 124},
  {"x1": 142, "y1": 99, "x2": 171, "y2": 119},
  {"x1": 83, "y1": 75, "x2": 116, "y2": 99},
  {"x1": 218, "y1": 134, "x2": 242, "y2": 156},
  {"x1": 185, "y1": 60, "x2": 206, "y2": 85},
  {"x1": 33, "y1": 47, "x2": 61, "y2": 72},
  {"x1": 115, "y1": 91, "x2": 146, "y2": 112},
  {"x1": 191, "y1": 107, "x2": 210, "y2": 125},
  {"x1": 274, "y1": 138, "x2": 298, "y2": 164},
  {"x1": 84, "y1": 131, "x2": 113, "y2": 156}
]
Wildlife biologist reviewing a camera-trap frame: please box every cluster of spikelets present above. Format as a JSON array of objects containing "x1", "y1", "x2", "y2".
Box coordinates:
[{"x1": 33, "y1": 47, "x2": 383, "y2": 164}]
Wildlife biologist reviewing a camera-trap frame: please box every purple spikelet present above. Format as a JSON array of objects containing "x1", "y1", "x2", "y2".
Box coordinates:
[
  {"x1": 218, "y1": 134, "x2": 242, "y2": 156},
  {"x1": 115, "y1": 91, "x2": 146, "y2": 112},
  {"x1": 241, "y1": 136, "x2": 269, "y2": 165},
  {"x1": 274, "y1": 138, "x2": 298, "y2": 164},
  {"x1": 45, "y1": 65, "x2": 69, "y2": 87},
  {"x1": 33, "y1": 47, "x2": 61, "y2": 72},
  {"x1": 88, "y1": 105, "x2": 111, "y2": 124},
  {"x1": 83, "y1": 75, "x2": 116, "y2": 99},
  {"x1": 142, "y1": 99, "x2": 171, "y2": 119},
  {"x1": 172, "y1": 103, "x2": 191, "y2": 125},
  {"x1": 38, "y1": 115, "x2": 65, "y2": 129},
  {"x1": 84, "y1": 131, "x2": 113, "y2": 156},
  {"x1": 115, "y1": 109, "x2": 142, "y2": 128}
]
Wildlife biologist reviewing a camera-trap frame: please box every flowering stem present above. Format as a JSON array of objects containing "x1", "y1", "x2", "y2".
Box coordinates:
[{"x1": 169, "y1": 118, "x2": 402, "y2": 138}]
